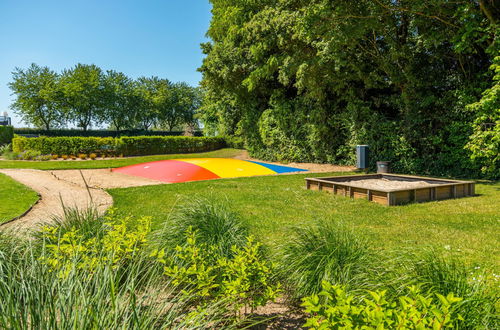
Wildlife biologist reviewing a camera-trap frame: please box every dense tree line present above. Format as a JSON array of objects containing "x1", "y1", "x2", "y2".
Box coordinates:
[
  {"x1": 199, "y1": 0, "x2": 499, "y2": 178},
  {"x1": 9, "y1": 63, "x2": 201, "y2": 132}
]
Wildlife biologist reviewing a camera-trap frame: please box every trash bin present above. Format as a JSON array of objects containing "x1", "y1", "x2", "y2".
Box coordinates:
[
  {"x1": 377, "y1": 161, "x2": 390, "y2": 174},
  {"x1": 356, "y1": 145, "x2": 369, "y2": 169}
]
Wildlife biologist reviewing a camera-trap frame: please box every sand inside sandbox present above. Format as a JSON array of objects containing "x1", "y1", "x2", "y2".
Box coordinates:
[{"x1": 344, "y1": 178, "x2": 435, "y2": 190}]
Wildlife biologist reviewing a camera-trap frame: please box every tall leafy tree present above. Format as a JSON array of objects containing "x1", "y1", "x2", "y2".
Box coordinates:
[
  {"x1": 102, "y1": 70, "x2": 136, "y2": 131},
  {"x1": 200, "y1": 0, "x2": 499, "y2": 177},
  {"x1": 60, "y1": 64, "x2": 105, "y2": 131},
  {"x1": 466, "y1": 56, "x2": 500, "y2": 177},
  {"x1": 159, "y1": 82, "x2": 200, "y2": 131},
  {"x1": 9, "y1": 63, "x2": 63, "y2": 130},
  {"x1": 134, "y1": 77, "x2": 162, "y2": 130}
]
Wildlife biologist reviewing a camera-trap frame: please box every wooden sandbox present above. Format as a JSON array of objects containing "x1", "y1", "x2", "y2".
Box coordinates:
[{"x1": 305, "y1": 174, "x2": 475, "y2": 206}]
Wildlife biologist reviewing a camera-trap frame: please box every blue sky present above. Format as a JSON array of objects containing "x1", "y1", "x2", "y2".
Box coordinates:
[{"x1": 0, "y1": 0, "x2": 212, "y2": 127}]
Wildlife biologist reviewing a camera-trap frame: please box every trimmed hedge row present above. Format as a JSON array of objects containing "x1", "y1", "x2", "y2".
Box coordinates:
[
  {"x1": 12, "y1": 136, "x2": 226, "y2": 156},
  {"x1": 13, "y1": 128, "x2": 203, "y2": 138},
  {"x1": 0, "y1": 126, "x2": 14, "y2": 145}
]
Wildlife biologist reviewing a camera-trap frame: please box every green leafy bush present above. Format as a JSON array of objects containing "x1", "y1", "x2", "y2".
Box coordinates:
[
  {"x1": 12, "y1": 135, "x2": 226, "y2": 156},
  {"x1": 154, "y1": 227, "x2": 280, "y2": 317},
  {"x1": 0, "y1": 126, "x2": 14, "y2": 145},
  {"x1": 302, "y1": 282, "x2": 463, "y2": 329},
  {"x1": 39, "y1": 210, "x2": 152, "y2": 279},
  {"x1": 19, "y1": 149, "x2": 42, "y2": 160},
  {"x1": 466, "y1": 56, "x2": 500, "y2": 178},
  {"x1": 278, "y1": 221, "x2": 373, "y2": 299},
  {"x1": 119, "y1": 136, "x2": 225, "y2": 156},
  {"x1": 395, "y1": 251, "x2": 499, "y2": 329},
  {"x1": 224, "y1": 135, "x2": 245, "y2": 149}
]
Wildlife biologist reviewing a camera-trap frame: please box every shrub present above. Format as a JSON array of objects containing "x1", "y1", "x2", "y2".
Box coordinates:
[
  {"x1": 0, "y1": 126, "x2": 13, "y2": 145},
  {"x1": 34, "y1": 154, "x2": 52, "y2": 161},
  {"x1": 78, "y1": 153, "x2": 87, "y2": 160},
  {"x1": 89, "y1": 153, "x2": 97, "y2": 160},
  {"x1": 302, "y1": 282, "x2": 463, "y2": 329},
  {"x1": 278, "y1": 220, "x2": 373, "y2": 300},
  {"x1": 156, "y1": 198, "x2": 248, "y2": 258},
  {"x1": 18, "y1": 149, "x2": 42, "y2": 160},
  {"x1": 2, "y1": 151, "x2": 19, "y2": 160},
  {"x1": 61, "y1": 155, "x2": 68, "y2": 160},
  {"x1": 13, "y1": 136, "x2": 119, "y2": 155},
  {"x1": 39, "y1": 212, "x2": 152, "y2": 279},
  {"x1": 154, "y1": 227, "x2": 280, "y2": 317},
  {"x1": 224, "y1": 135, "x2": 245, "y2": 149},
  {"x1": 12, "y1": 136, "x2": 226, "y2": 156},
  {"x1": 118, "y1": 136, "x2": 226, "y2": 156},
  {"x1": 51, "y1": 154, "x2": 58, "y2": 160}
]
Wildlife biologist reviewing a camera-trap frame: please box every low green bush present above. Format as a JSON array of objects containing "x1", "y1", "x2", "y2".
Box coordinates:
[
  {"x1": 278, "y1": 220, "x2": 374, "y2": 299},
  {"x1": 302, "y1": 282, "x2": 463, "y2": 329},
  {"x1": 12, "y1": 135, "x2": 226, "y2": 156},
  {"x1": 19, "y1": 150, "x2": 42, "y2": 160},
  {"x1": 154, "y1": 227, "x2": 280, "y2": 317},
  {"x1": 395, "y1": 251, "x2": 499, "y2": 329},
  {"x1": 224, "y1": 135, "x2": 245, "y2": 149},
  {"x1": 0, "y1": 126, "x2": 14, "y2": 145},
  {"x1": 13, "y1": 136, "x2": 119, "y2": 155},
  {"x1": 119, "y1": 136, "x2": 225, "y2": 156}
]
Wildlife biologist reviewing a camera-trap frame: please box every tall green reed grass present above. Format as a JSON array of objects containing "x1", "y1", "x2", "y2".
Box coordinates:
[
  {"x1": 0, "y1": 207, "x2": 240, "y2": 329},
  {"x1": 278, "y1": 220, "x2": 374, "y2": 299},
  {"x1": 155, "y1": 197, "x2": 249, "y2": 258}
]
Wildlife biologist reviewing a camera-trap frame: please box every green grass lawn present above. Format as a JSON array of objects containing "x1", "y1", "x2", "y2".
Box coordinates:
[
  {"x1": 0, "y1": 148, "x2": 243, "y2": 170},
  {"x1": 109, "y1": 172, "x2": 500, "y2": 270},
  {"x1": 0, "y1": 173, "x2": 39, "y2": 224}
]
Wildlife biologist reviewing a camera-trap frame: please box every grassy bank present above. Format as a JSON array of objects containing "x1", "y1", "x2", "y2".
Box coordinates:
[
  {"x1": 110, "y1": 172, "x2": 500, "y2": 270},
  {"x1": 0, "y1": 148, "x2": 243, "y2": 170},
  {"x1": 0, "y1": 173, "x2": 39, "y2": 224}
]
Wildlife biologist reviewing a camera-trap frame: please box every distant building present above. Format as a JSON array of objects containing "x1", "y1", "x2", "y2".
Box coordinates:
[{"x1": 0, "y1": 112, "x2": 11, "y2": 126}]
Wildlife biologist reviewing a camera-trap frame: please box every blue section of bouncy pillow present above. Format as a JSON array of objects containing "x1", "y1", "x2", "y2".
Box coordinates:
[{"x1": 247, "y1": 160, "x2": 308, "y2": 173}]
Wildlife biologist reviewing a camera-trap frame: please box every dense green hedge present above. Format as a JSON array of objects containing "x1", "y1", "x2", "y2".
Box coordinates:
[
  {"x1": 13, "y1": 128, "x2": 203, "y2": 138},
  {"x1": 12, "y1": 136, "x2": 226, "y2": 156},
  {"x1": 118, "y1": 136, "x2": 226, "y2": 156},
  {"x1": 0, "y1": 126, "x2": 14, "y2": 145}
]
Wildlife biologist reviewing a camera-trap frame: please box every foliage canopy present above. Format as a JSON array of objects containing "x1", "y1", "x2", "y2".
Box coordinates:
[{"x1": 200, "y1": 0, "x2": 500, "y2": 178}]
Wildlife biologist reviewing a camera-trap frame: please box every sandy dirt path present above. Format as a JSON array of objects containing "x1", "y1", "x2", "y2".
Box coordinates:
[
  {"x1": 50, "y1": 169, "x2": 164, "y2": 189},
  {"x1": 0, "y1": 169, "x2": 112, "y2": 232}
]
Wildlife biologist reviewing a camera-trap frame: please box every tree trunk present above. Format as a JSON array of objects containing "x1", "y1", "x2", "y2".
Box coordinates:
[{"x1": 480, "y1": 0, "x2": 499, "y2": 24}]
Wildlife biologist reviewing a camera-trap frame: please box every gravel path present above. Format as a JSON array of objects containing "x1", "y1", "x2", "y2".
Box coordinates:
[
  {"x1": 50, "y1": 169, "x2": 164, "y2": 189},
  {"x1": 0, "y1": 169, "x2": 112, "y2": 232}
]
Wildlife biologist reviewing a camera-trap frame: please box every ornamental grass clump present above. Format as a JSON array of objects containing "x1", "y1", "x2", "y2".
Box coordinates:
[
  {"x1": 0, "y1": 208, "x2": 234, "y2": 328},
  {"x1": 278, "y1": 220, "x2": 374, "y2": 300},
  {"x1": 157, "y1": 197, "x2": 248, "y2": 258}
]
